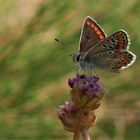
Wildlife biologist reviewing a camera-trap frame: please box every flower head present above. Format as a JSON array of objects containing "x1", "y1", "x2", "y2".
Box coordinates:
[
  {"x1": 68, "y1": 75, "x2": 102, "y2": 96},
  {"x1": 57, "y1": 74, "x2": 105, "y2": 138},
  {"x1": 68, "y1": 74, "x2": 105, "y2": 109}
]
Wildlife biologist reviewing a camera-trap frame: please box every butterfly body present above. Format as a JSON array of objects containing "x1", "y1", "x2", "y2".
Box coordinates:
[{"x1": 75, "y1": 16, "x2": 136, "y2": 72}]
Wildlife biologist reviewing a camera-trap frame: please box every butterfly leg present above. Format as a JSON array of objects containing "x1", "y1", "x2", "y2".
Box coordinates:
[
  {"x1": 76, "y1": 65, "x2": 81, "y2": 76},
  {"x1": 86, "y1": 64, "x2": 93, "y2": 75},
  {"x1": 87, "y1": 70, "x2": 92, "y2": 75},
  {"x1": 93, "y1": 69, "x2": 98, "y2": 76},
  {"x1": 86, "y1": 69, "x2": 98, "y2": 77}
]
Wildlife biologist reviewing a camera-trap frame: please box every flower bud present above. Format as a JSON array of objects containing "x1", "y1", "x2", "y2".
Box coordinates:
[{"x1": 57, "y1": 101, "x2": 96, "y2": 132}]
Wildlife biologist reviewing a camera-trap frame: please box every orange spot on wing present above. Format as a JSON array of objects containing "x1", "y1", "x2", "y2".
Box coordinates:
[
  {"x1": 93, "y1": 26, "x2": 98, "y2": 31},
  {"x1": 91, "y1": 24, "x2": 95, "y2": 28},
  {"x1": 115, "y1": 63, "x2": 121, "y2": 68},
  {"x1": 96, "y1": 31, "x2": 101, "y2": 35},
  {"x1": 99, "y1": 35, "x2": 104, "y2": 40},
  {"x1": 86, "y1": 21, "x2": 91, "y2": 26}
]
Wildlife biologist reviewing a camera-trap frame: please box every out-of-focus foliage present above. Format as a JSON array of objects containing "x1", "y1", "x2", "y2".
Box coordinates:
[{"x1": 0, "y1": 0, "x2": 140, "y2": 139}]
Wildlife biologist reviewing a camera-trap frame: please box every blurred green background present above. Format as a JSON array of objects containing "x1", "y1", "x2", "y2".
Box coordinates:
[{"x1": 0, "y1": 0, "x2": 140, "y2": 139}]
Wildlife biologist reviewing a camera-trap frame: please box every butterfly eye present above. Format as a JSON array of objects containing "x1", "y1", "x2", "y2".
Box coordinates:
[{"x1": 76, "y1": 55, "x2": 81, "y2": 61}]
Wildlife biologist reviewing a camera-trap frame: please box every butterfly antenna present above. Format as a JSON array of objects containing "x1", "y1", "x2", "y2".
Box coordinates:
[{"x1": 54, "y1": 38, "x2": 63, "y2": 45}]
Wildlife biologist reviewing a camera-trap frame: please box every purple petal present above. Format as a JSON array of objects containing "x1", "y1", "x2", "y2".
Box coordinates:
[
  {"x1": 68, "y1": 78, "x2": 77, "y2": 88},
  {"x1": 77, "y1": 74, "x2": 86, "y2": 79},
  {"x1": 68, "y1": 74, "x2": 103, "y2": 97},
  {"x1": 86, "y1": 88, "x2": 95, "y2": 97},
  {"x1": 79, "y1": 85, "x2": 88, "y2": 93},
  {"x1": 91, "y1": 75, "x2": 99, "y2": 83}
]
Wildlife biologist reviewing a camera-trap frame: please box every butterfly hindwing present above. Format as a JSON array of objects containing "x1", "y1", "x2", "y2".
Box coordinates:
[
  {"x1": 84, "y1": 49, "x2": 136, "y2": 72},
  {"x1": 79, "y1": 16, "x2": 107, "y2": 53},
  {"x1": 98, "y1": 30, "x2": 130, "y2": 51}
]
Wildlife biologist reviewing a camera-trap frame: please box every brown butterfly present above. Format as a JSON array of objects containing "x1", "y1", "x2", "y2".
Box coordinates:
[{"x1": 73, "y1": 16, "x2": 136, "y2": 72}]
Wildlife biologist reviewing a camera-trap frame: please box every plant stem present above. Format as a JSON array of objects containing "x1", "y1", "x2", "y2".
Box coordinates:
[
  {"x1": 73, "y1": 129, "x2": 80, "y2": 140},
  {"x1": 81, "y1": 128, "x2": 91, "y2": 140}
]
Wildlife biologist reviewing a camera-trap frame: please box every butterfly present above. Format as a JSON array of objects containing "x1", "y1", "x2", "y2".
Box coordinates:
[{"x1": 73, "y1": 16, "x2": 136, "y2": 73}]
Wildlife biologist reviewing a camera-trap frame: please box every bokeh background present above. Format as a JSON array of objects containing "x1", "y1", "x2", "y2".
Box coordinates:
[{"x1": 0, "y1": 0, "x2": 140, "y2": 139}]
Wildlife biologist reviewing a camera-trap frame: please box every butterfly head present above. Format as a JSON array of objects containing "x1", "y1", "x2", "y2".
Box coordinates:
[{"x1": 70, "y1": 53, "x2": 81, "y2": 62}]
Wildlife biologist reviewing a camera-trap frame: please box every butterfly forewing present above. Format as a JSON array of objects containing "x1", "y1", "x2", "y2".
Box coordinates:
[{"x1": 79, "y1": 16, "x2": 107, "y2": 53}]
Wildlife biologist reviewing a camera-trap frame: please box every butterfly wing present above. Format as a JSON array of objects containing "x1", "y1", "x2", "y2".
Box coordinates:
[
  {"x1": 83, "y1": 30, "x2": 136, "y2": 72},
  {"x1": 84, "y1": 49, "x2": 136, "y2": 72},
  {"x1": 83, "y1": 29, "x2": 130, "y2": 58},
  {"x1": 79, "y1": 16, "x2": 107, "y2": 54},
  {"x1": 100, "y1": 29, "x2": 130, "y2": 50}
]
